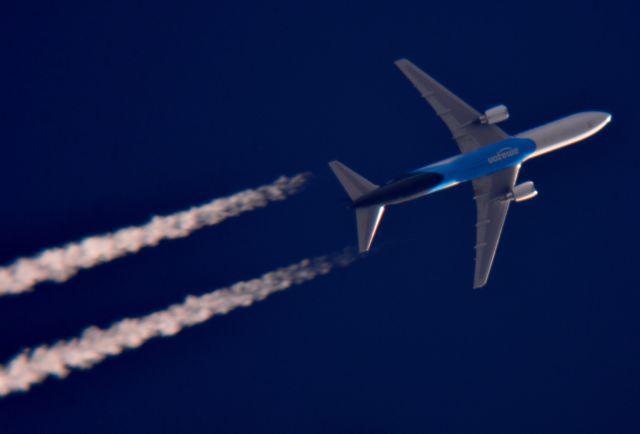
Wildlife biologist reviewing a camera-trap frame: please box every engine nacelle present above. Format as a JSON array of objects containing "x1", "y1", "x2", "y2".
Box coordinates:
[
  {"x1": 507, "y1": 181, "x2": 538, "y2": 202},
  {"x1": 479, "y1": 104, "x2": 509, "y2": 125}
]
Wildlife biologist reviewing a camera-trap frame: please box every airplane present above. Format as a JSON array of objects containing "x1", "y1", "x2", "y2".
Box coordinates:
[{"x1": 329, "y1": 58, "x2": 611, "y2": 288}]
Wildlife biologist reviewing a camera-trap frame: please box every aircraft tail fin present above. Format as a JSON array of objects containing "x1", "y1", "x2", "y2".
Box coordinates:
[
  {"x1": 328, "y1": 160, "x2": 378, "y2": 201},
  {"x1": 329, "y1": 161, "x2": 384, "y2": 252}
]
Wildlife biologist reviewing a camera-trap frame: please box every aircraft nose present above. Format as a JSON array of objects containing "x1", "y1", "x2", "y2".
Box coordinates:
[{"x1": 586, "y1": 111, "x2": 612, "y2": 130}]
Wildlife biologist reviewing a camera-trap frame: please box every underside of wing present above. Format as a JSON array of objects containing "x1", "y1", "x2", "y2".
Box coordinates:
[
  {"x1": 472, "y1": 166, "x2": 520, "y2": 288},
  {"x1": 395, "y1": 59, "x2": 509, "y2": 153}
]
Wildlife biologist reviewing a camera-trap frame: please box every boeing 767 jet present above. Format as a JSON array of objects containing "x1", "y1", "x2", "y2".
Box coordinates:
[{"x1": 330, "y1": 59, "x2": 611, "y2": 288}]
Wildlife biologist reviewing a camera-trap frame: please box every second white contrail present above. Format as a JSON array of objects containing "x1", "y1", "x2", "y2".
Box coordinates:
[
  {"x1": 0, "y1": 174, "x2": 309, "y2": 297},
  {"x1": 0, "y1": 250, "x2": 354, "y2": 397}
]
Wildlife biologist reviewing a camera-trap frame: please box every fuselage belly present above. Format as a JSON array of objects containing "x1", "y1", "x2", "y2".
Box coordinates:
[{"x1": 354, "y1": 112, "x2": 610, "y2": 208}]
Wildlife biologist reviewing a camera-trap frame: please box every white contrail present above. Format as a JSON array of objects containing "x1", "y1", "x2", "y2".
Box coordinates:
[
  {"x1": 0, "y1": 250, "x2": 354, "y2": 397},
  {"x1": 0, "y1": 174, "x2": 309, "y2": 297}
]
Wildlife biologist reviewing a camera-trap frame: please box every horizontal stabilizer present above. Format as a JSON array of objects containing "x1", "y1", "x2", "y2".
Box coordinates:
[
  {"x1": 356, "y1": 205, "x2": 385, "y2": 253},
  {"x1": 329, "y1": 160, "x2": 378, "y2": 201},
  {"x1": 329, "y1": 160, "x2": 385, "y2": 252}
]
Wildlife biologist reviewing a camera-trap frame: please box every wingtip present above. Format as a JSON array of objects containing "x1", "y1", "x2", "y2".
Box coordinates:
[
  {"x1": 473, "y1": 280, "x2": 487, "y2": 290},
  {"x1": 394, "y1": 58, "x2": 410, "y2": 66}
]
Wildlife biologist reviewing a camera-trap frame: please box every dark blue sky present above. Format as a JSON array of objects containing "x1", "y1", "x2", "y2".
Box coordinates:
[{"x1": 1, "y1": 1, "x2": 639, "y2": 433}]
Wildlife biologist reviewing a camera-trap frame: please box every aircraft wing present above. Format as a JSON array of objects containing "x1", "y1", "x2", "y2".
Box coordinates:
[
  {"x1": 472, "y1": 166, "x2": 520, "y2": 288},
  {"x1": 395, "y1": 59, "x2": 508, "y2": 153}
]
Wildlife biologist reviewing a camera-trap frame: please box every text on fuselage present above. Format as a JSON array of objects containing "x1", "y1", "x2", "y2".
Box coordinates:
[{"x1": 488, "y1": 147, "x2": 519, "y2": 164}]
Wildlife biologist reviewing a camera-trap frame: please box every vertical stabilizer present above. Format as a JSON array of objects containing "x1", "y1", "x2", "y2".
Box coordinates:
[{"x1": 329, "y1": 160, "x2": 384, "y2": 252}]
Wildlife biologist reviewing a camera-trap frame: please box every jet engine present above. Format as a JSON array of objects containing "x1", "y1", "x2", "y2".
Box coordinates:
[
  {"x1": 507, "y1": 181, "x2": 538, "y2": 202},
  {"x1": 479, "y1": 104, "x2": 509, "y2": 125}
]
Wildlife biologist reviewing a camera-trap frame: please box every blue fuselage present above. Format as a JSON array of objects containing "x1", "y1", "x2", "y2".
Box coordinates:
[{"x1": 353, "y1": 137, "x2": 536, "y2": 208}]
